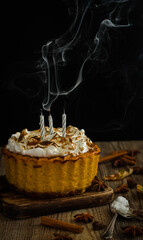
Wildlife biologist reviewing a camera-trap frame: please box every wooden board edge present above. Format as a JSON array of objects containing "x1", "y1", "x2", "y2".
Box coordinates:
[{"x1": 0, "y1": 187, "x2": 114, "y2": 219}]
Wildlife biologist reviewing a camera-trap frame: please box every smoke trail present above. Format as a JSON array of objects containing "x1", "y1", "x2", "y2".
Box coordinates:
[
  {"x1": 40, "y1": 0, "x2": 132, "y2": 112},
  {"x1": 41, "y1": 0, "x2": 92, "y2": 111}
]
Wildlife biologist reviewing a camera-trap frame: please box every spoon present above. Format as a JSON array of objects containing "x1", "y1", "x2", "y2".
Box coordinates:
[
  {"x1": 102, "y1": 211, "x2": 118, "y2": 239},
  {"x1": 113, "y1": 203, "x2": 143, "y2": 220},
  {"x1": 103, "y1": 196, "x2": 143, "y2": 239}
]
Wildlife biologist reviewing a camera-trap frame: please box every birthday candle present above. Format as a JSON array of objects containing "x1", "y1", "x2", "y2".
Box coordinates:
[
  {"x1": 40, "y1": 110, "x2": 45, "y2": 140},
  {"x1": 62, "y1": 110, "x2": 66, "y2": 137},
  {"x1": 48, "y1": 112, "x2": 54, "y2": 135}
]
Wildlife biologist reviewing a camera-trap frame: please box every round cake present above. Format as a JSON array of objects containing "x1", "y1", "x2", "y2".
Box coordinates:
[{"x1": 3, "y1": 125, "x2": 100, "y2": 198}]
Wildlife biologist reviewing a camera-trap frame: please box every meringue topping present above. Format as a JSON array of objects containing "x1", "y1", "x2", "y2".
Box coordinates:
[{"x1": 6, "y1": 125, "x2": 95, "y2": 157}]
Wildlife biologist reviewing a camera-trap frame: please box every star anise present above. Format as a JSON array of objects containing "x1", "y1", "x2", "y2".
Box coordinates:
[
  {"x1": 74, "y1": 213, "x2": 94, "y2": 223},
  {"x1": 90, "y1": 176, "x2": 108, "y2": 192},
  {"x1": 132, "y1": 210, "x2": 143, "y2": 220},
  {"x1": 92, "y1": 220, "x2": 106, "y2": 230},
  {"x1": 128, "y1": 150, "x2": 140, "y2": 156},
  {"x1": 112, "y1": 158, "x2": 127, "y2": 167},
  {"x1": 112, "y1": 156, "x2": 136, "y2": 167},
  {"x1": 133, "y1": 166, "x2": 143, "y2": 174},
  {"x1": 53, "y1": 233, "x2": 72, "y2": 240},
  {"x1": 122, "y1": 225, "x2": 143, "y2": 237},
  {"x1": 127, "y1": 178, "x2": 137, "y2": 188},
  {"x1": 114, "y1": 184, "x2": 129, "y2": 193}
]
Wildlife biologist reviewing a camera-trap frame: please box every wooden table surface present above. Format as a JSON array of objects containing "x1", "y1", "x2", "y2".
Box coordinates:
[{"x1": 0, "y1": 141, "x2": 143, "y2": 240}]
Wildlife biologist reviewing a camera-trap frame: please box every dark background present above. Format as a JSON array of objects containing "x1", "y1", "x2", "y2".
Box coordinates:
[{"x1": 1, "y1": 0, "x2": 143, "y2": 145}]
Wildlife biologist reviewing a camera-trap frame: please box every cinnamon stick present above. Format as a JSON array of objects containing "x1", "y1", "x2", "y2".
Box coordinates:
[
  {"x1": 99, "y1": 150, "x2": 128, "y2": 163},
  {"x1": 41, "y1": 216, "x2": 84, "y2": 233},
  {"x1": 120, "y1": 156, "x2": 136, "y2": 165},
  {"x1": 122, "y1": 154, "x2": 136, "y2": 160}
]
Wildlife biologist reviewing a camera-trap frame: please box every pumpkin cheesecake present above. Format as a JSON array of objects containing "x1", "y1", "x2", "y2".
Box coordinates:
[{"x1": 3, "y1": 126, "x2": 100, "y2": 198}]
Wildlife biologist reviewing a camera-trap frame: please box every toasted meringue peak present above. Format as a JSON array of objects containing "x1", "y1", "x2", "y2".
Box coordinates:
[{"x1": 6, "y1": 125, "x2": 95, "y2": 157}]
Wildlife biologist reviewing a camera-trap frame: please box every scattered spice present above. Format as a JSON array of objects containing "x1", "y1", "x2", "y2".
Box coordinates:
[
  {"x1": 92, "y1": 220, "x2": 106, "y2": 230},
  {"x1": 122, "y1": 225, "x2": 143, "y2": 237},
  {"x1": 132, "y1": 210, "x2": 143, "y2": 220},
  {"x1": 136, "y1": 184, "x2": 143, "y2": 194},
  {"x1": 74, "y1": 213, "x2": 94, "y2": 223},
  {"x1": 99, "y1": 150, "x2": 128, "y2": 163},
  {"x1": 53, "y1": 233, "x2": 72, "y2": 240},
  {"x1": 89, "y1": 176, "x2": 108, "y2": 192},
  {"x1": 112, "y1": 158, "x2": 128, "y2": 167},
  {"x1": 104, "y1": 168, "x2": 133, "y2": 181},
  {"x1": 128, "y1": 150, "x2": 140, "y2": 156},
  {"x1": 114, "y1": 184, "x2": 129, "y2": 193},
  {"x1": 127, "y1": 178, "x2": 137, "y2": 188},
  {"x1": 133, "y1": 166, "x2": 143, "y2": 174},
  {"x1": 99, "y1": 150, "x2": 140, "y2": 164},
  {"x1": 41, "y1": 216, "x2": 83, "y2": 233},
  {"x1": 112, "y1": 156, "x2": 136, "y2": 167}
]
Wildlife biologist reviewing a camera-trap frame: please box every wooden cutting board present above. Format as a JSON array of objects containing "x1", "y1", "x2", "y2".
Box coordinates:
[{"x1": 0, "y1": 176, "x2": 114, "y2": 219}]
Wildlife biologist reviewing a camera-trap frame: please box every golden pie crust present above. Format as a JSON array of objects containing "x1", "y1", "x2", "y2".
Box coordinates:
[{"x1": 3, "y1": 144, "x2": 100, "y2": 198}]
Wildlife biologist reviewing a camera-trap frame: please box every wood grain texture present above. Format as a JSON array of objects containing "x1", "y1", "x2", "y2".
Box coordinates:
[
  {"x1": 0, "y1": 176, "x2": 113, "y2": 219},
  {"x1": 0, "y1": 142, "x2": 143, "y2": 240}
]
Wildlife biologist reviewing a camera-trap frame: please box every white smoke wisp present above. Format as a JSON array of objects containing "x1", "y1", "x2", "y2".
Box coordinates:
[
  {"x1": 41, "y1": 0, "x2": 92, "y2": 111},
  {"x1": 40, "y1": 0, "x2": 131, "y2": 111}
]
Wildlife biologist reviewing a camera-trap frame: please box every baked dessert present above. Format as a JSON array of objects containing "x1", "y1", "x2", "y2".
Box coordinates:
[{"x1": 3, "y1": 126, "x2": 100, "y2": 198}]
